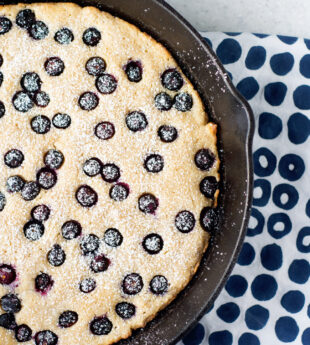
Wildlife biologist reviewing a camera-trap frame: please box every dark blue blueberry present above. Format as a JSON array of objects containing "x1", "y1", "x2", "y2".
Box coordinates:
[
  {"x1": 173, "y1": 92, "x2": 193, "y2": 112},
  {"x1": 101, "y1": 164, "x2": 120, "y2": 183},
  {"x1": 281, "y1": 290, "x2": 305, "y2": 313},
  {"x1": 37, "y1": 167, "x2": 57, "y2": 190},
  {"x1": 253, "y1": 179, "x2": 271, "y2": 207},
  {"x1": 28, "y1": 21, "x2": 49, "y2": 40},
  {"x1": 4, "y1": 149, "x2": 24, "y2": 169},
  {"x1": 138, "y1": 193, "x2": 158, "y2": 214},
  {"x1": 61, "y1": 220, "x2": 82, "y2": 240},
  {"x1": 47, "y1": 244, "x2": 66, "y2": 267},
  {"x1": 6, "y1": 175, "x2": 25, "y2": 193},
  {"x1": 158, "y1": 125, "x2": 178, "y2": 143},
  {"x1": 59, "y1": 310, "x2": 78, "y2": 328},
  {"x1": 275, "y1": 316, "x2": 299, "y2": 342},
  {"x1": 251, "y1": 274, "x2": 277, "y2": 301},
  {"x1": 15, "y1": 324, "x2": 32, "y2": 342},
  {"x1": 31, "y1": 204, "x2": 50, "y2": 222},
  {"x1": 124, "y1": 60, "x2": 143, "y2": 82},
  {"x1": 245, "y1": 46, "x2": 266, "y2": 70},
  {"x1": 194, "y1": 148, "x2": 216, "y2": 171},
  {"x1": 104, "y1": 228, "x2": 123, "y2": 248},
  {"x1": 79, "y1": 278, "x2": 96, "y2": 293},
  {"x1": 16, "y1": 9, "x2": 36, "y2": 29},
  {"x1": 260, "y1": 243, "x2": 282, "y2": 271},
  {"x1": 122, "y1": 273, "x2": 143, "y2": 295},
  {"x1": 96, "y1": 74, "x2": 118, "y2": 94},
  {"x1": 34, "y1": 91, "x2": 50, "y2": 107},
  {"x1": 22, "y1": 181, "x2": 40, "y2": 201},
  {"x1": 236, "y1": 77, "x2": 259, "y2": 100},
  {"x1": 31, "y1": 115, "x2": 51, "y2": 134},
  {"x1": 216, "y1": 302, "x2": 240, "y2": 323},
  {"x1": 23, "y1": 220, "x2": 44, "y2": 241},
  {"x1": 175, "y1": 210, "x2": 195, "y2": 233},
  {"x1": 80, "y1": 234, "x2": 100, "y2": 255},
  {"x1": 245, "y1": 305, "x2": 269, "y2": 330},
  {"x1": 238, "y1": 242, "x2": 255, "y2": 266},
  {"x1": 144, "y1": 154, "x2": 164, "y2": 173},
  {"x1": 258, "y1": 112, "x2": 283, "y2": 139},
  {"x1": 0, "y1": 313, "x2": 16, "y2": 330},
  {"x1": 161, "y1": 68, "x2": 183, "y2": 91},
  {"x1": 247, "y1": 208, "x2": 264, "y2": 237},
  {"x1": 200, "y1": 207, "x2": 217, "y2": 233},
  {"x1": 21, "y1": 72, "x2": 41, "y2": 92},
  {"x1": 52, "y1": 113, "x2": 71, "y2": 129},
  {"x1": 44, "y1": 57, "x2": 65, "y2": 76},
  {"x1": 267, "y1": 212, "x2": 292, "y2": 239},
  {"x1": 272, "y1": 183, "x2": 299, "y2": 210},
  {"x1": 78, "y1": 92, "x2": 99, "y2": 111},
  {"x1": 264, "y1": 82, "x2": 287, "y2": 106},
  {"x1": 115, "y1": 302, "x2": 136, "y2": 319},
  {"x1": 142, "y1": 233, "x2": 163, "y2": 254},
  {"x1": 154, "y1": 92, "x2": 173, "y2": 111},
  {"x1": 0, "y1": 17, "x2": 12, "y2": 35},
  {"x1": 85, "y1": 57, "x2": 106, "y2": 76},
  {"x1": 199, "y1": 176, "x2": 218, "y2": 199},
  {"x1": 126, "y1": 111, "x2": 148, "y2": 132},
  {"x1": 216, "y1": 38, "x2": 241, "y2": 64},
  {"x1": 150, "y1": 275, "x2": 168, "y2": 295},
  {"x1": 279, "y1": 154, "x2": 305, "y2": 181},
  {"x1": 90, "y1": 254, "x2": 110, "y2": 273},
  {"x1": 12, "y1": 91, "x2": 34, "y2": 112},
  {"x1": 95, "y1": 121, "x2": 115, "y2": 140},
  {"x1": 83, "y1": 158, "x2": 102, "y2": 177},
  {"x1": 83, "y1": 27, "x2": 101, "y2": 47},
  {"x1": 0, "y1": 265, "x2": 16, "y2": 285},
  {"x1": 44, "y1": 149, "x2": 64, "y2": 170},
  {"x1": 54, "y1": 28, "x2": 74, "y2": 45},
  {"x1": 109, "y1": 183, "x2": 129, "y2": 202},
  {"x1": 270, "y1": 52, "x2": 294, "y2": 75},
  {"x1": 76, "y1": 185, "x2": 98, "y2": 207},
  {"x1": 0, "y1": 192, "x2": 6, "y2": 212},
  {"x1": 34, "y1": 330, "x2": 58, "y2": 345},
  {"x1": 35, "y1": 273, "x2": 53, "y2": 294},
  {"x1": 225, "y1": 275, "x2": 248, "y2": 297},
  {"x1": 89, "y1": 316, "x2": 112, "y2": 335},
  {"x1": 0, "y1": 101, "x2": 4, "y2": 118},
  {"x1": 1, "y1": 294, "x2": 21, "y2": 313}
]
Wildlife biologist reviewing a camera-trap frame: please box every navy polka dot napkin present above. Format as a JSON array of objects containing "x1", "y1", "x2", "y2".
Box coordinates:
[{"x1": 179, "y1": 33, "x2": 310, "y2": 345}]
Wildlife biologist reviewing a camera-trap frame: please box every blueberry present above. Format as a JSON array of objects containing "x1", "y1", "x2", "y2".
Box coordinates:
[
  {"x1": 126, "y1": 111, "x2": 148, "y2": 132},
  {"x1": 54, "y1": 28, "x2": 74, "y2": 45},
  {"x1": 86, "y1": 57, "x2": 106, "y2": 76},
  {"x1": 15, "y1": 324, "x2": 32, "y2": 342},
  {"x1": 58, "y1": 310, "x2": 78, "y2": 328},
  {"x1": 90, "y1": 254, "x2": 110, "y2": 273},
  {"x1": 122, "y1": 273, "x2": 143, "y2": 295},
  {"x1": 34, "y1": 330, "x2": 58, "y2": 345},
  {"x1": 109, "y1": 183, "x2": 129, "y2": 202},
  {"x1": 115, "y1": 302, "x2": 136, "y2": 319},
  {"x1": 0, "y1": 265, "x2": 16, "y2": 285},
  {"x1": 21, "y1": 72, "x2": 41, "y2": 92},
  {"x1": 0, "y1": 192, "x2": 5, "y2": 212},
  {"x1": 0, "y1": 101, "x2": 4, "y2": 118},
  {"x1": 16, "y1": 9, "x2": 35, "y2": 29},
  {"x1": 6, "y1": 176, "x2": 25, "y2": 193},
  {"x1": 161, "y1": 69, "x2": 183, "y2": 91},
  {"x1": 95, "y1": 74, "x2": 118, "y2": 94},
  {"x1": 199, "y1": 176, "x2": 218, "y2": 198},
  {"x1": 47, "y1": 244, "x2": 66, "y2": 267},
  {"x1": 61, "y1": 220, "x2": 82, "y2": 240},
  {"x1": 173, "y1": 93, "x2": 193, "y2": 112},
  {"x1": 34, "y1": 273, "x2": 53, "y2": 294},
  {"x1": 28, "y1": 21, "x2": 49, "y2": 40},
  {"x1": 0, "y1": 54, "x2": 2, "y2": 67},
  {"x1": 138, "y1": 194, "x2": 158, "y2": 214},
  {"x1": 23, "y1": 220, "x2": 44, "y2": 241},
  {"x1": 83, "y1": 27, "x2": 101, "y2": 47},
  {"x1": 83, "y1": 158, "x2": 102, "y2": 177},
  {"x1": 124, "y1": 60, "x2": 143, "y2": 82},
  {"x1": 31, "y1": 205, "x2": 50, "y2": 222},
  {"x1": 79, "y1": 278, "x2": 96, "y2": 293},
  {"x1": 44, "y1": 57, "x2": 65, "y2": 76},
  {"x1": 194, "y1": 149, "x2": 216, "y2": 171},
  {"x1": 89, "y1": 316, "x2": 112, "y2": 335},
  {"x1": 78, "y1": 92, "x2": 99, "y2": 111},
  {"x1": 4, "y1": 149, "x2": 24, "y2": 168},
  {"x1": 104, "y1": 228, "x2": 123, "y2": 247},
  {"x1": 155, "y1": 92, "x2": 173, "y2": 111},
  {"x1": 0, "y1": 313, "x2": 17, "y2": 330},
  {"x1": 175, "y1": 210, "x2": 196, "y2": 233},
  {"x1": 31, "y1": 115, "x2": 51, "y2": 134},
  {"x1": 80, "y1": 234, "x2": 100, "y2": 255},
  {"x1": 0, "y1": 17, "x2": 12, "y2": 35},
  {"x1": 21, "y1": 181, "x2": 40, "y2": 201},
  {"x1": 1, "y1": 294, "x2": 21, "y2": 313},
  {"x1": 200, "y1": 207, "x2": 217, "y2": 232},
  {"x1": 101, "y1": 164, "x2": 120, "y2": 183},
  {"x1": 52, "y1": 113, "x2": 71, "y2": 129},
  {"x1": 76, "y1": 185, "x2": 98, "y2": 207},
  {"x1": 37, "y1": 168, "x2": 57, "y2": 190},
  {"x1": 33, "y1": 91, "x2": 50, "y2": 107},
  {"x1": 12, "y1": 91, "x2": 34, "y2": 112},
  {"x1": 44, "y1": 149, "x2": 64, "y2": 170},
  {"x1": 144, "y1": 154, "x2": 164, "y2": 173},
  {"x1": 142, "y1": 234, "x2": 163, "y2": 254},
  {"x1": 95, "y1": 121, "x2": 115, "y2": 140},
  {"x1": 0, "y1": 72, "x2": 3, "y2": 87},
  {"x1": 150, "y1": 275, "x2": 168, "y2": 295}
]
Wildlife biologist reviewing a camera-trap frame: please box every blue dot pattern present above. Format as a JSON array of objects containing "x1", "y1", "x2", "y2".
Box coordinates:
[{"x1": 180, "y1": 33, "x2": 310, "y2": 345}]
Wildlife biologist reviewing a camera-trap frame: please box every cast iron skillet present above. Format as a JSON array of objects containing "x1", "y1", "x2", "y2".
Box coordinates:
[{"x1": 1, "y1": 0, "x2": 255, "y2": 343}]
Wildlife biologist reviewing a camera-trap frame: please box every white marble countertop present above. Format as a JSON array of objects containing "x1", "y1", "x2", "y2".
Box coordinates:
[{"x1": 166, "y1": 0, "x2": 310, "y2": 37}]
